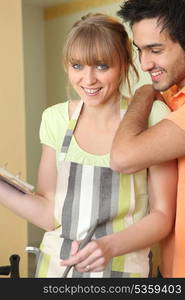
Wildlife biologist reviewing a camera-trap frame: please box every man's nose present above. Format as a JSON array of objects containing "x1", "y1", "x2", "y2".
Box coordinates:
[{"x1": 140, "y1": 53, "x2": 155, "y2": 72}]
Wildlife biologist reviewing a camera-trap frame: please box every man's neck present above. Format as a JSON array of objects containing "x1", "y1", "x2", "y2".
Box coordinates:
[{"x1": 177, "y1": 77, "x2": 185, "y2": 90}]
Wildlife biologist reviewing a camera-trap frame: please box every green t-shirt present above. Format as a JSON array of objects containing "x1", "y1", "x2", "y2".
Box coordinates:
[{"x1": 39, "y1": 99, "x2": 171, "y2": 167}]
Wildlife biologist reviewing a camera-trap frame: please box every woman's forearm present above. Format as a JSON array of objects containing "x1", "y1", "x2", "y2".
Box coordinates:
[{"x1": 0, "y1": 179, "x2": 54, "y2": 231}]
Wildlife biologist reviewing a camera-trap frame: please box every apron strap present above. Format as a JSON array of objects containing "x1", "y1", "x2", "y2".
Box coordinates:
[
  {"x1": 60, "y1": 100, "x2": 83, "y2": 155},
  {"x1": 60, "y1": 98, "x2": 127, "y2": 158}
]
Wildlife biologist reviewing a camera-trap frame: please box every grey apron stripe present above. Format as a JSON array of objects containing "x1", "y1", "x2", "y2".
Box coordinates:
[
  {"x1": 72, "y1": 269, "x2": 91, "y2": 278},
  {"x1": 95, "y1": 167, "x2": 113, "y2": 239},
  {"x1": 72, "y1": 269, "x2": 83, "y2": 278},
  {"x1": 91, "y1": 166, "x2": 101, "y2": 227},
  {"x1": 83, "y1": 272, "x2": 91, "y2": 278},
  {"x1": 111, "y1": 270, "x2": 127, "y2": 278},
  {"x1": 148, "y1": 250, "x2": 153, "y2": 277},
  {"x1": 60, "y1": 239, "x2": 72, "y2": 260},
  {"x1": 103, "y1": 260, "x2": 112, "y2": 277},
  {"x1": 35, "y1": 252, "x2": 44, "y2": 277},
  {"x1": 101, "y1": 172, "x2": 120, "y2": 276},
  {"x1": 60, "y1": 163, "x2": 78, "y2": 259},
  {"x1": 70, "y1": 163, "x2": 83, "y2": 240},
  {"x1": 61, "y1": 162, "x2": 77, "y2": 235},
  {"x1": 122, "y1": 272, "x2": 131, "y2": 278},
  {"x1": 109, "y1": 270, "x2": 131, "y2": 278},
  {"x1": 60, "y1": 146, "x2": 68, "y2": 153},
  {"x1": 61, "y1": 130, "x2": 73, "y2": 152}
]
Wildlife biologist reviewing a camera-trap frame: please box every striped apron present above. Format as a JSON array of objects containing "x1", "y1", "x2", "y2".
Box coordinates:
[{"x1": 36, "y1": 99, "x2": 156, "y2": 278}]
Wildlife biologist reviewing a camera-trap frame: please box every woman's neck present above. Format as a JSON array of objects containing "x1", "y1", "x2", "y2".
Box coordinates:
[{"x1": 81, "y1": 94, "x2": 121, "y2": 122}]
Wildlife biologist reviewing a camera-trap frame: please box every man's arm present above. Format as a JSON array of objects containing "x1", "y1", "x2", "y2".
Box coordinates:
[{"x1": 111, "y1": 85, "x2": 185, "y2": 173}]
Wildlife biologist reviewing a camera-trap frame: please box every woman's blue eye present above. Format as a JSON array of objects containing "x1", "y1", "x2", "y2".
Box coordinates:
[
  {"x1": 72, "y1": 64, "x2": 83, "y2": 70},
  {"x1": 97, "y1": 64, "x2": 109, "y2": 70}
]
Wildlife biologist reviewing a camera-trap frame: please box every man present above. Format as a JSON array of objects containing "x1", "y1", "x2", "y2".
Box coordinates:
[{"x1": 111, "y1": 0, "x2": 185, "y2": 277}]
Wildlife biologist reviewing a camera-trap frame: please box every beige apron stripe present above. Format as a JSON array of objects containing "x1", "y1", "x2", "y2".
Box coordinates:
[
  {"x1": 47, "y1": 257, "x2": 64, "y2": 278},
  {"x1": 89, "y1": 271, "x2": 103, "y2": 278},
  {"x1": 124, "y1": 174, "x2": 135, "y2": 227},
  {"x1": 70, "y1": 100, "x2": 83, "y2": 120},
  {"x1": 75, "y1": 165, "x2": 94, "y2": 240},
  {"x1": 54, "y1": 160, "x2": 71, "y2": 222},
  {"x1": 35, "y1": 252, "x2": 50, "y2": 278},
  {"x1": 110, "y1": 171, "x2": 120, "y2": 225}
]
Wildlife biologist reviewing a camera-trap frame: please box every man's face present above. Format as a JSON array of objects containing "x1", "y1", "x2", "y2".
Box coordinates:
[{"x1": 132, "y1": 18, "x2": 185, "y2": 91}]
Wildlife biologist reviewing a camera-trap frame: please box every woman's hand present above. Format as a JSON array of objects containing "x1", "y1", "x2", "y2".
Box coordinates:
[{"x1": 60, "y1": 236, "x2": 113, "y2": 273}]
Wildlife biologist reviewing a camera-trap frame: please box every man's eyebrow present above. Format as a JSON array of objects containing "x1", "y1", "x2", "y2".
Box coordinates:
[{"x1": 133, "y1": 42, "x2": 163, "y2": 49}]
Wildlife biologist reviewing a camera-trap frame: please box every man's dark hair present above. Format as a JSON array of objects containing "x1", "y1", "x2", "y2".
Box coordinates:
[{"x1": 117, "y1": 0, "x2": 185, "y2": 50}]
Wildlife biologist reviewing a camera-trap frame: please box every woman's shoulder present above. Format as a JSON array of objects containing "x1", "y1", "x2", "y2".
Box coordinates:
[
  {"x1": 42, "y1": 101, "x2": 69, "y2": 119},
  {"x1": 40, "y1": 101, "x2": 69, "y2": 151},
  {"x1": 150, "y1": 99, "x2": 171, "y2": 117},
  {"x1": 149, "y1": 100, "x2": 171, "y2": 127},
  {"x1": 120, "y1": 95, "x2": 130, "y2": 109},
  {"x1": 43, "y1": 99, "x2": 81, "y2": 119}
]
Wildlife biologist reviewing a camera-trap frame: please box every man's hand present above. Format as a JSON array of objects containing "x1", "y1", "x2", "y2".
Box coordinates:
[{"x1": 132, "y1": 84, "x2": 164, "y2": 103}]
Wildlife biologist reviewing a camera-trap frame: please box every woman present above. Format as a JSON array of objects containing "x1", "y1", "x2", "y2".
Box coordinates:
[{"x1": 0, "y1": 13, "x2": 177, "y2": 278}]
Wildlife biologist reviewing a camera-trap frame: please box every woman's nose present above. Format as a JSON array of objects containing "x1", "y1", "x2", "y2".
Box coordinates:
[{"x1": 83, "y1": 67, "x2": 97, "y2": 85}]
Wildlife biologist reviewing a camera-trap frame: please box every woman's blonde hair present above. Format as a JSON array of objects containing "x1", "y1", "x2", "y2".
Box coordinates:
[{"x1": 63, "y1": 13, "x2": 139, "y2": 94}]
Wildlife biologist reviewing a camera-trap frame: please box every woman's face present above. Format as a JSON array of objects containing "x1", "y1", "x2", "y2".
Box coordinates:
[{"x1": 68, "y1": 55, "x2": 122, "y2": 106}]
